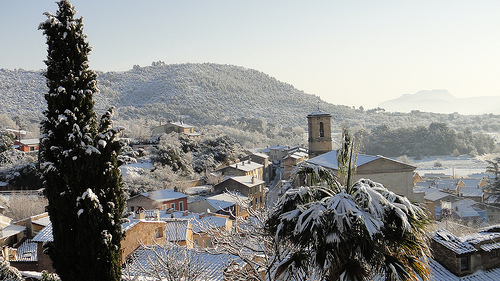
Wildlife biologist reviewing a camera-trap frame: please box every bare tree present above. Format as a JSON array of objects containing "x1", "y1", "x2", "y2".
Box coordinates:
[
  {"x1": 0, "y1": 194, "x2": 47, "y2": 221},
  {"x1": 122, "y1": 242, "x2": 208, "y2": 281},
  {"x1": 196, "y1": 195, "x2": 302, "y2": 281}
]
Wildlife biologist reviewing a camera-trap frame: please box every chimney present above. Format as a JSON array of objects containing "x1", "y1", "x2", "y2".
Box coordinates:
[
  {"x1": 135, "y1": 209, "x2": 145, "y2": 220},
  {"x1": 252, "y1": 177, "x2": 255, "y2": 184},
  {"x1": 242, "y1": 161, "x2": 245, "y2": 166},
  {"x1": 199, "y1": 213, "x2": 205, "y2": 219},
  {"x1": 182, "y1": 211, "x2": 189, "y2": 216},
  {"x1": 247, "y1": 159, "x2": 251, "y2": 164}
]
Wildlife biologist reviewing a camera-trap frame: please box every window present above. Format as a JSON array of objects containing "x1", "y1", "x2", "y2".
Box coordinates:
[
  {"x1": 319, "y1": 122, "x2": 325, "y2": 137},
  {"x1": 161, "y1": 204, "x2": 167, "y2": 210},
  {"x1": 179, "y1": 201, "x2": 184, "y2": 211},
  {"x1": 170, "y1": 203, "x2": 175, "y2": 210},
  {"x1": 130, "y1": 206, "x2": 135, "y2": 212},
  {"x1": 260, "y1": 196, "x2": 262, "y2": 203},
  {"x1": 489, "y1": 250, "x2": 499, "y2": 259},
  {"x1": 460, "y1": 256, "x2": 469, "y2": 271},
  {"x1": 155, "y1": 227, "x2": 164, "y2": 238},
  {"x1": 255, "y1": 198, "x2": 258, "y2": 205}
]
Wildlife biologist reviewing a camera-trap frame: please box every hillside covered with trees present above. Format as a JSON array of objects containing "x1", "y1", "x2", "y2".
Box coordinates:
[{"x1": 1, "y1": 62, "x2": 500, "y2": 151}]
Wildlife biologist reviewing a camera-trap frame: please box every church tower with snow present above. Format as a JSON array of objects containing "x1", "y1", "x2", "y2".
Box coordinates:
[{"x1": 307, "y1": 109, "x2": 332, "y2": 158}]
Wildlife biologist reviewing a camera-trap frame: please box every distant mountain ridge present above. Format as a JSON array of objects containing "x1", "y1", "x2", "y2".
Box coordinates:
[{"x1": 379, "y1": 89, "x2": 500, "y2": 115}]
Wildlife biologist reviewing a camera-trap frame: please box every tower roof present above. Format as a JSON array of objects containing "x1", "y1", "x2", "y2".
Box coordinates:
[{"x1": 307, "y1": 110, "x2": 331, "y2": 117}]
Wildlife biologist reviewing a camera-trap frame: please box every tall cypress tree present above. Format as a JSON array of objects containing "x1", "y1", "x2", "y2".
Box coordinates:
[{"x1": 38, "y1": 1, "x2": 125, "y2": 280}]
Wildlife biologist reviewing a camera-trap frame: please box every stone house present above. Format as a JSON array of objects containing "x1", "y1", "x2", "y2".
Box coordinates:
[
  {"x1": 189, "y1": 192, "x2": 249, "y2": 218},
  {"x1": 127, "y1": 189, "x2": 188, "y2": 212},
  {"x1": 215, "y1": 160, "x2": 264, "y2": 181},
  {"x1": 283, "y1": 151, "x2": 309, "y2": 181},
  {"x1": 431, "y1": 227, "x2": 500, "y2": 277},
  {"x1": 213, "y1": 175, "x2": 265, "y2": 209},
  {"x1": 167, "y1": 211, "x2": 232, "y2": 248},
  {"x1": 151, "y1": 121, "x2": 199, "y2": 137},
  {"x1": 29, "y1": 212, "x2": 194, "y2": 272},
  {"x1": 13, "y1": 139, "x2": 39, "y2": 152},
  {"x1": 241, "y1": 153, "x2": 271, "y2": 185}
]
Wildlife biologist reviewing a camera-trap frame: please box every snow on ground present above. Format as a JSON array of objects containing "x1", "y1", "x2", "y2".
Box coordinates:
[
  {"x1": 119, "y1": 159, "x2": 153, "y2": 178},
  {"x1": 410, "y1": 155, "x2": 490, "y2": 178}
]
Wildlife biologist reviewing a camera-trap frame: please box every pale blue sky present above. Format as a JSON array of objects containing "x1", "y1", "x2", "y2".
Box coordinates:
[{"x1": 1, "y1": 0, "x2": 500, "y2": 108}]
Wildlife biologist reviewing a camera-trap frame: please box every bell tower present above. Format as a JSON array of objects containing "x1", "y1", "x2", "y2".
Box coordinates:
[{"x1": 307, "y1": 110, "x2": 332, "y2": 158}]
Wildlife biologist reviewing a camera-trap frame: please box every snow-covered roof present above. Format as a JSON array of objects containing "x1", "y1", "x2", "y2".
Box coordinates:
[
  {"x1": 431, "y1": 229, "x2": 477, "y2": 254},
  {"x1": 0, "y1": 181, "x2": 8, "y2": 187},
  {"x1": 436, "y1": 179, "x2": 460, "y2": 191},
  {"x1": 461, "y1": 231, "x2": 500, "y2": 245},
  {"x1": 205, "y1": 193, "x2": 248, "y2": 210},
  {"x1": 227, "y1": 175, "x2": 265, "y2": 188},
  {"x1": 459, "y1": 187, "x2": 483, "y2": 198},
  {"x1": 460, "y1": 178, "x2": 484, "y2": 188},
  {"x1": 0, "y1": 224, "x2": 26, "y2": 239},
  {"x1": 168, "y1": 211, "x2": 229, "y2": 233},
  {"x1": 169, "y1": 121, "x2": 193, "y2": 128},
  {"x1": 228, "y1": 161, "x2": 263, "y2": 172},
  {"x1": 426, "y1": 258, "x2": 500, "y2": 280},
  {"x1": 307, "y1": 110, "x2": 331, "y2": 117},
  {"x1": 469, "y1": 173, "x2": 495, "y2": 179},
  {"x1": 32, "y1": 223, "x2": 53, "y2": 243},
  {"x1": 15, "y1": 239, "x2": 37, "y2": 262},
  {"x1": 452, "y1": 200, "x2": 482, "y2": 218},
  {"x1": 414, "y1": 181, "x2": 434, "y2": 188},
  {"x1": 480, "y1": 242, "x2": 500, "y2": 252},
  {"x1": 285, "y1": 151, "x2": 308, "y2": 160},
  {"x1": 250, "y1": 152, "x2": 269, "y2": 159},
  {"x1": 164, "y1": 219, "x2": 189, "y2": 242},
  {"x1": 424, "y1": 190, "x2": 450, "y2": 202},
  {"x1": 307, "y1": 150, "x2": 380, "y2": 170},
  {"x1": 32, "y1": 216, "x2": 51, "y2": 227},
  {"x1": 184, "y1": 185, "x2": 212, "y2": 195},
  {"x1": 18, "y1": 138, "x2": 39, "y2": 146},
  {"x1": 260, "y1": 145, "x2": 288, "y2": 153},
  {"x1": 138, "y1": 189, "x2": 187, "y2": 202}
]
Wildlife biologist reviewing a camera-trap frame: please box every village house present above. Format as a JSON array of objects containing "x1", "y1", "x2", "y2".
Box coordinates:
[
  {"x1": 13, "y1": 139, "x2": 39, "y2": 152},
  {"x1": 283, "y1": 151, "x2": 309, "y2": 181},
  {"x1": 431, "y1": 227, "x2": 500, "y2": 277},
  {"x1": 241, "y1": 152, "x2": 272, "y2": 185},
  {"x1": 127, "y1": 189, "x2": 188, "y2": 212},
  {"x1": 215, "y1": 160, "x2": 264, "y2": 181},
  {"x1": 188, "y1": 192, "x2": 249, "y2": 218},
  {"x1": 151, "y1": 120, "x2": 199, "y2": 138},
  {"x1": 26, "y1": 211, "x2": 194, "y2": 273},
  {"x1": 213, "y1": 175, "x2": 265, "y2": 209},
  {"x1": 156, "y1": 210, "x2": 232, "y2": 248}
]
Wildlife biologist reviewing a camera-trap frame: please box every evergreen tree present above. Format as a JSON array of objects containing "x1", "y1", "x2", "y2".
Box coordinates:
[{"x1": 39, "y1": 1, "x2": 125, "y2": 280}]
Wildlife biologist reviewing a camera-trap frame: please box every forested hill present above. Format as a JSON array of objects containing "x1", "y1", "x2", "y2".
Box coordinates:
[{"x1": 2, "y1": 63, "x2": 500, "y2": 133}]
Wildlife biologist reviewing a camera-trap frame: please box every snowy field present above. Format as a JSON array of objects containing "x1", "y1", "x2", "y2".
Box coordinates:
[
  {"x1": 119, "y1": 159, "x2": 153, "y2": 178},
  {"x1": 408, "y1": 155, "x2": 492, "y2": 178}
]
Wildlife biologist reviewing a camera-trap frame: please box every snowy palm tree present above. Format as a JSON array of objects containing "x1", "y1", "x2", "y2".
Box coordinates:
[{"x1": 267, "y1": 131, "x2": 432, "y2": 281}]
